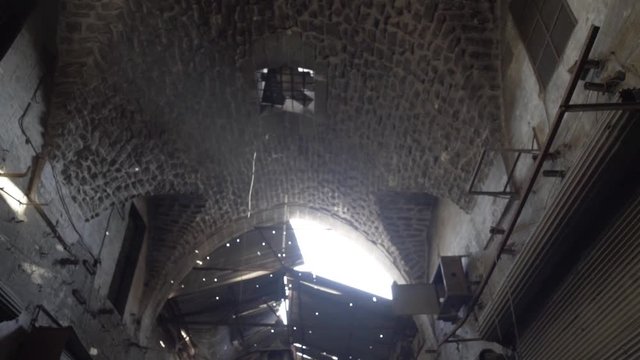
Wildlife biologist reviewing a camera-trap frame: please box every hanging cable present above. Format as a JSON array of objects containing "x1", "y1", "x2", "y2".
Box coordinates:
[
  {"x1": 50, "y1": 163, "x2": 98, "y2": 263},
  {"x1": 9, "y1": 75, "x2": 96, "y2": 262}
]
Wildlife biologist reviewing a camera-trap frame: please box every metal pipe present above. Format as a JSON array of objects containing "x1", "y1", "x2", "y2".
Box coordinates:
[
  {"x1": 488, "y1": 148, "x2": 540, "y2": 154},
  {"x1": 469, "y1": 147, "x2": 540, "y2": 197},
  {"x1": 438, "y1": 25, "x2": 602, "y2": 346},
  {"x1": 467, "y1": 148, "x2": 488, "y2": 193},
  {"x1": 0, "y1": 167, "x2": 31, "y2": 178},
  {"x1": 563, "y1": 102, "x2": 640, "y2": 112},
  {"x1": 172, "y1": 321, "x2": 285, "y2": 328},
  {"x1": 583, "y1": 82, "x2": 610, "y2": 93},
  {"x1": 503, "y1": 152, "x2": 522, "y2": 192},
  {"x1": 31, "y1": 305, "x2": 64, "y2": 328},
  {"x1": 192, "y1": 265, "x2": 279, "y2": 272},
  {"x1": 443, "y1": 338, "x2": 485, "y2": 343},
  {"x1": 468, "y1": 190, "x2": 517, "y2": 197},
  {"x1": 172, "y1": 319, "x2": 402, "y2": 330}
]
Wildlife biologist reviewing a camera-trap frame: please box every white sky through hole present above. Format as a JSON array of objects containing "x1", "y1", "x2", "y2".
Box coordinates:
[
  {"x1": 290, "y1": 218, "x2": 394, "y2": 299},
  {"x1": 0, "y1": 172, "x2": 28, "y2": 221}
]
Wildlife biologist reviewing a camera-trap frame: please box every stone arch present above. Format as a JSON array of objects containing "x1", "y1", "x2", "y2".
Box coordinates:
[{"x1": 138, "y1": 202, "x2": 409, "y2": 344}]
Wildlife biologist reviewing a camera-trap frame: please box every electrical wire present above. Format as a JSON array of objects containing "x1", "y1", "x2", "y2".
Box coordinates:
[
  {"x1": 50, "y1": 164, "x2": 97, "y2": 262},
  {"x1": 12, "y1": 74, "x2": 97, "y2": 262},
  {"x1": 16, "y1": 76, "x2": 43, "y2": 154},
  {"x1": 247, "y1": 151, "x2": 257, "y2": 218}
]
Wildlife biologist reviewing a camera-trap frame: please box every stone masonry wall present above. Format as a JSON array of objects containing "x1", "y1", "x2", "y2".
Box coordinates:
[
  {"x1": 46, "y1": 0, "x2": 503, "y2": 340},
  {"x1": 0, "y1": 7, "x2": 171, "y2": 359}
]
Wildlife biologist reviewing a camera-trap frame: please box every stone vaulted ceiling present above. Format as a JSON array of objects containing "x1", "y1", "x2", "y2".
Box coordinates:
[{"x1": 47, "y1": 0, "x2": 502, "y2": 309}]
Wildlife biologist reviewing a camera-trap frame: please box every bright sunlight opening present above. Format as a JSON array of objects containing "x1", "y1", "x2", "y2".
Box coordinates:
[
  {"x1": 0, "y1": 172, "x2": 28, "y2": 221},
  {"x1": 290, "y1": 218, "x2": 394, "y2": 299}
]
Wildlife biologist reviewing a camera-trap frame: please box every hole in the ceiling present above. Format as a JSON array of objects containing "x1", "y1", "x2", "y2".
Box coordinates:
[
  {"x1": 256, "y1": 66, "x2": 315, "y2": 115},
  {"x1": 290, "y1": 218, "x2": 394, "y2": 299}
]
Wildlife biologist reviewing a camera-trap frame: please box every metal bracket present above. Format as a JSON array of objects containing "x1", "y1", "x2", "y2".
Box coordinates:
[
  {"x1": 584, "y1": 70, "x2": 625, "y2": 94},
  {"x1": 490, "y1": 226, "x2": 506, "y2": 235},
  {"x1": 468, "y1": 148, "x2": 539, "y2": 198},
  {"x1": 71, "y1": 289, "x2": 87, "y2": 306},
  {"x1": 82, "y1": 259, "x2": 97, "y2": 276},
  {"x1": 578, "y1": 59, "x2": 602, "y2": 80},
  {"x1": 542, "y1": 169, "x2": 566, "y2": 178}
]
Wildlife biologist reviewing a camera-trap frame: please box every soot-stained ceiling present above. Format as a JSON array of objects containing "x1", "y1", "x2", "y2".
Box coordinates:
[{"x1": 46, "y1": 0, "x2": 503, "y2": 317}]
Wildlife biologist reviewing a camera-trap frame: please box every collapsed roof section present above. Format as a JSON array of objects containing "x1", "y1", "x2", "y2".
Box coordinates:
[{"x1": 159, "y1": 222, "x2": 416, "y2": 359}]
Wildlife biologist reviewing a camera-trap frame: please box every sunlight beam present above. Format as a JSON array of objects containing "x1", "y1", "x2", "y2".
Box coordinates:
[
  {"x1": 0, "y1": 173, "x2": 28, "y2": 221},
  {"x1": 290, "y1": 218, "x2": 394, "y2": 299}
]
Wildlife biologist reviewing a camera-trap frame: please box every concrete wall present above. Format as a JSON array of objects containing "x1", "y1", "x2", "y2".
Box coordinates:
[
  {"x1": 429, "y1": 0, "x2": 640, "y2": 359},
  {"x1": 0, "y1": 5, "x2": 169, "y2": 359}
]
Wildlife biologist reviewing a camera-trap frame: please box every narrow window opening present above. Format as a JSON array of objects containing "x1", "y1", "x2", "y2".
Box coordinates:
[
  {"x1": 256, "y1": 66, "x2": 315, "y2": 115},
  {"x1": 510, "y1": 0, "x2": 576, "y2": 88},
  {"x1": 108, "y1": 205, "x2": 145, "y2": 316}
]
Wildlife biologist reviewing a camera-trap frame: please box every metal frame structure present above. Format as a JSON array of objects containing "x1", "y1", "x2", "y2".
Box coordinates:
[
  {"x1": 439, "y1": 25, "x2": 640, "y2": 347},
  {"x1": 256, "y1": 66, "x2": 315, "y2": 114},
  {"x1": 467, "y1": 148, "x2": 539, "y2": 198}
]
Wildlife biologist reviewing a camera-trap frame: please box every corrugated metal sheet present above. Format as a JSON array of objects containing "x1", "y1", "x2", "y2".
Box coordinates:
[
  {"x1": 477, "y1": 109, "x2": 640, "y2": 344},
  {"x1": 0, "y1": 280, "x2": 23, "y2": 320},
  {"x1": 519, "y1": 187, "x2": 640, "y2": 359}
]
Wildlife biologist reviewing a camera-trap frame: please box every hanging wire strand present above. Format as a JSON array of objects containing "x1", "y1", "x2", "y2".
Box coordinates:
[
  {"x1": 50, "y1": 163, "x2": 97, "y2": 262},
  {"x1": 11, "y1": 76, "x2": 98, "y2": 262},
  {"x1": 247, "y1": 151, "x2": 257, "y2": 218}
]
